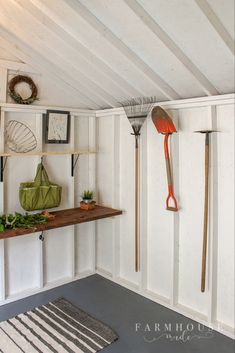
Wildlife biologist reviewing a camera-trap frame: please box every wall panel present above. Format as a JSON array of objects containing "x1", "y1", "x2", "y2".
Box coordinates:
[
  {"x1": 74, "y1": 117, "x2": 92, "y2": 274},
  {"x1": 147, "y1": 113, "x2": 173, "y2": 298},
  {"x1": 5, "y1": 235, "x2": 40, "y2": 296},
  {"x1": 42, "y1": 131, "x2": 75, "y2": 283},
  {"x1": 216, "y1": 104, "x2": 234, "y2": 328},
  {"x1": 43, "y1": 228, "x2": 71, "y2": 284},
  {"x1": 96, "y1": 116, "x2": 114, "y2": 273},
  {"x1": 0, "y1": 108, "x2": 96, "y2": 302},
  {"x1": 177, "y1": 107, "x2": 211, "y2": 315},
  {"x1": 4, "y1": 112, "x2": 43, "y2": 295},
  {"x1": 7, "y1": 70, "x2": 87, "y2": 108},
  {"x1": 119, "y1": 116, "x2": 140, "y2": 284},
  {"x1": 0, "y1": 87, "x2": 234, "y2": 339},
  {"x1": 96, "y1": 97, "x2": 235, "y2": 338}
]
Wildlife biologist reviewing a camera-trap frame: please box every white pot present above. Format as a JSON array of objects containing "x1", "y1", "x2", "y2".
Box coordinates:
[{"x1": 82, "y1": 199, "x2": 93, "y2": 204}]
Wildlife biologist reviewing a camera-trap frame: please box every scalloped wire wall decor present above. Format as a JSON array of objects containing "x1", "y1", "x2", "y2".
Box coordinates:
[{"x1": 5, "y1": 120, "x2": 37, "y2": 153}]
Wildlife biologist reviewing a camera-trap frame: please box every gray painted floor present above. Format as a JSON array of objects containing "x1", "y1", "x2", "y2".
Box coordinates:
[{"x1": 0, "y1": 274, "x2": 234, "y2": 353}]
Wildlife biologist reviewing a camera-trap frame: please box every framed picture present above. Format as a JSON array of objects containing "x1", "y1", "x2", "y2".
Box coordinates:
[{"x1": 44, "y1": 110, "x2": 70, "y2": 144}]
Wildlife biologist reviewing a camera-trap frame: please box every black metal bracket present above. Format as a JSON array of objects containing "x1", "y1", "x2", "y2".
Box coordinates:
[
  {"x1": 39, "y1": 232, "x2": 44, "y2": 241},
  {"x1": 71, "y1": 154, "x2": 80, "y2": 177},
  {"x1": 0, "y1": 156, "x2": 8, "y2": 182}
]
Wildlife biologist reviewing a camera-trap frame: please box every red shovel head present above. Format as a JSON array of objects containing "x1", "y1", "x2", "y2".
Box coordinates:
[{"x1": 151, "y1": 106, "x2": 177, "y2": 134}]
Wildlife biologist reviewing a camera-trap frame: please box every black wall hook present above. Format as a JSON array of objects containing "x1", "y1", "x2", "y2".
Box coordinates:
[
  {"x1": 39, "y1": 232, "x2": 44, "y2": 241},
  {"x1": 0, "y1": 156, "x2": 8, "y2": 182},
  {"x1": 71, "y1": 154, "x2": 80, "y2": 177}
]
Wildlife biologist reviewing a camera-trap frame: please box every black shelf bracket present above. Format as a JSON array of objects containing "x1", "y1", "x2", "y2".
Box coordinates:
[
  {"x1": 71, "y1": 154, "x2": 80, "y2": 177},
  {"x1": 0, "y1": 156, "x2": 8, "y2": 182},
  {"x1": 39, "y1": 232, "x2": 44, "y2": 241}
]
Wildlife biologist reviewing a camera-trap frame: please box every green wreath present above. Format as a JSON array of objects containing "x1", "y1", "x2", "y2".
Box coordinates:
[{"x1": 9, "y1": 75, "x2": 39, "y2": 105}]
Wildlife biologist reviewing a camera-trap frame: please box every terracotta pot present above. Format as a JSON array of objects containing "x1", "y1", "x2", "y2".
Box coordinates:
[{"x1": 80, "y1": 201, "x2": 96, "y2": 210}]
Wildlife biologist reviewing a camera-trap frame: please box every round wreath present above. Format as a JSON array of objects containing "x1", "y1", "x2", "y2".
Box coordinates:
[{"x1": 9, "y1": 75, "x2": 38, "y2": 105}]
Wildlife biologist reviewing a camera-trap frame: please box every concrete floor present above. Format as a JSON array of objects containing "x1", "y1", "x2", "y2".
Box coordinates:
[{"x1": 0, "y1": 275, "x2": 234, "y2": 353}]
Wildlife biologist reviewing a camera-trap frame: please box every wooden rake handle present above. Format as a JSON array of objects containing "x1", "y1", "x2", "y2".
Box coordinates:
[
  {"x1": 201, "y1": 133, "x2": 209, "y2": 292},
  {"x1": 135, "y1": 136, "x2": 139, "y2": 272}
]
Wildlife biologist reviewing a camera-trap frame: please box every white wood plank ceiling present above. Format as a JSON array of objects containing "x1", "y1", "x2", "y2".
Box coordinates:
[{"x1": 0, "y1": 0, "x2": 234, "y2": 109}]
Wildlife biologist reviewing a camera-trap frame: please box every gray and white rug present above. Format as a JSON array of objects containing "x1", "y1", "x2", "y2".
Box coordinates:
[{"x1": 0, "y1": 298, "x2": 118, "y2": 353}]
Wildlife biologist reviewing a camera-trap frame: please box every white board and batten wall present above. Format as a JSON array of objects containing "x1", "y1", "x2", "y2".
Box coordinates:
[
  {"x1": 0, "y1": 105, "x2": 97, "y2": 301},
  {"x1": 0, "y1": 92, "x2": 234, "y2": 340},
  {"x1": 96, "y1": 94, "x2": 235, "y2": 339}
]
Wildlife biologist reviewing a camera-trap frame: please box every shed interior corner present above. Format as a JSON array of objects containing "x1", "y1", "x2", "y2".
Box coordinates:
[{"x1": 0, "y1": 1, "x2": 234, "y2": 352}]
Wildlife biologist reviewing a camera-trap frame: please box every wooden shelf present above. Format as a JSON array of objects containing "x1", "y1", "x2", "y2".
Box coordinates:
[
  {"x1": 0, "y1": 206, "x2": 122, "y2": 240},
  {"x1": 0, "y1": 151, "x2": 96, "y2": 157}
]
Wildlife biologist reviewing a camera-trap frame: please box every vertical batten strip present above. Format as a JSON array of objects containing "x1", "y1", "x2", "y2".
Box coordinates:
[
  {"x1": 112, "y1": 114, "x2": 121, "y2": 280},
  {"x1": 140, "y1": 116, "x2": 148, "y2": 290},
  {"x1": 0, "y1": 68, "x2": 7, "y2": 103},
  {"x1": 0, "y1": 182, "x2": 5, "y2": 302},
  {"x1": 208, "y1": 105, "x2": 218, "y2": 324},
  {"x1": 169, "y1": 110, "x2": 180, "y2": 306},
  {"x1": 0, "y1": 110, "x2": 5, "y2": 301},
  {"x1": 69, "y1": 114, "x2": 75, "y2": 278},
  {"x1": 88, "y1": 116, "x2": 97, "y2": 272},
  {"x1": 35, "y1": 113, "x2": 44, "y2": 288},
  {"x1": 0, "y1": 110, "x2": 5, "y2": 151}
]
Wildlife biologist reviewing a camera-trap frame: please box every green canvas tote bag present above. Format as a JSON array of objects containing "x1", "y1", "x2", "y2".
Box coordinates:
[{"x1": 19, "y1": 163, "x2": 62, "y2": 211}]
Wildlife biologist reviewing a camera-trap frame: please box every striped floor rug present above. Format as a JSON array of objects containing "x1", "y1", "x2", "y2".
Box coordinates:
[{"x1": 0, "y1": 298, "x2": 118, "y2": 353}]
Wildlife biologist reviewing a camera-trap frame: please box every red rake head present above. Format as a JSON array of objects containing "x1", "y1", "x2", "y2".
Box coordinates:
[{"x1": 151, "y1": 106, "x2": 177, "y2": 134}]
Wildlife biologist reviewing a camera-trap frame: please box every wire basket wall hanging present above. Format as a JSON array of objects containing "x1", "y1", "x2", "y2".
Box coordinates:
[{"x1": 5, "y1": 120, "x2": 37, "y2": 153}]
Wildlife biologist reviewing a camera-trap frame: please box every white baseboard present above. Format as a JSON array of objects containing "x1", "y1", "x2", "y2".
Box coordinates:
[
  {"x1": 0, "y1": 270, "x2": 95, "y2": 306},
  {"x1": 96, "y1": 269, "x2": 235, "y2": 340},
  {"x1": 0, "y1": 267, "x2": 233, "y2": 340}
]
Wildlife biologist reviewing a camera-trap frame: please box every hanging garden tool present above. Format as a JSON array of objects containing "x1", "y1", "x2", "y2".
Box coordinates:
[
  {"x1": 194, "y1": 130, "x2": 217, "y2": 292},
  {"x1": 151, "y1": 106, "x2": 178, "y2": 212},
  {"x1": 121, "y1": 97, "x2": 156, "y2": 272}
]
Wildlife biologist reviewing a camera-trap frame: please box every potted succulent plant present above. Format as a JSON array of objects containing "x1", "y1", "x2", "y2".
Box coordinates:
[
  {"x1": 81, "y1": 190, "x2": 93, "y2": 203},
  {"x1": 80, "y1": 190, "x2": 96, "y2": 210}
]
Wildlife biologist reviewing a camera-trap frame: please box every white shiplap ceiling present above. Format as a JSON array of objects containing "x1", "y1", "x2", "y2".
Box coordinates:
[{"x1": 0, "y1": 0, "x2": 234, "y2": 109}]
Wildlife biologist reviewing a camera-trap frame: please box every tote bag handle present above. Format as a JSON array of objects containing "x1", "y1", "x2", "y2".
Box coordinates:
[{"x1": 34, "y1": 163, "x2": 50, "y2": 187}]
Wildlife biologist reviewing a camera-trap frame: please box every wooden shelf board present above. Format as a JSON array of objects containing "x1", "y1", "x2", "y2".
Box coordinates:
[
  {"x1": 0, "y1": 206, "x2": 122, "y2": 240},
  {"x1": 0, "y1": 151, "x2": 96, "y2": 157}
]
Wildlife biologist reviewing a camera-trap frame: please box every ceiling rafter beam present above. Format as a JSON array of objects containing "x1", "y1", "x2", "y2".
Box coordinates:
[
  {"x1": 0, "y1": 28, "x2": 99, "y2": 109},
  {"x1": 194, "y1": 0, "x2": 235, "y2": 56},
  {"x1": 64, "y1": 0, "x2": 180, "y2": 100},
  {"x1": 2, "y1": 0, "x2": 116, "y2": 108},
  {"x1": 124, "y1": 0, "x2": 219, "y2": 96},
  {"x1": 19, "y1": 0, "x2": 144, "y2": 99}
]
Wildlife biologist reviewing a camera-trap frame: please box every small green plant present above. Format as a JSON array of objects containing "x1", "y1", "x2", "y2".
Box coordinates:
[
  {"x1": 0, "y1": 212, "x2": 48, "y2": 233},
  {"x1": 81, "y1": 190, "x2": 93, "y2": 200}
]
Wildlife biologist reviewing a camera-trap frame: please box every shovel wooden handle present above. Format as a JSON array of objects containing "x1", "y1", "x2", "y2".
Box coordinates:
[
  {"x1": 201, "y1": 133, "x2": 209, "y2": 292},
  {"x1": 164, "y1": 134, "x2": 178, "y2": 212}
]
